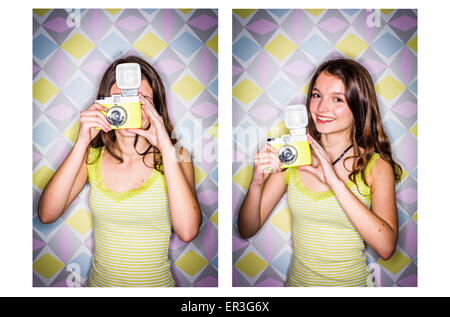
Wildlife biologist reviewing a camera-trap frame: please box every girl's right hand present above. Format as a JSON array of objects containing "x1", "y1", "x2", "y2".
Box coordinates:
[
  {"x1": 250, "y1": 143, "x2": 282, "y2": 187},
  {"x1": 77, "y1": 102, "x2": 111, "y2": 146}
]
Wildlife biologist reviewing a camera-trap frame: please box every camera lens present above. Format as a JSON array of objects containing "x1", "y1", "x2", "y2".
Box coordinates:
[
  {"x1": 278, "y1": 145, "x2": 297, "y2": 164},
  {"x1": 106, "y1": 106, "x2": 127, "y2": 127}
]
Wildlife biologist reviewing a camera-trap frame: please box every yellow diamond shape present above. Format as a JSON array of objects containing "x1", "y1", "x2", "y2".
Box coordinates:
[
  {"x1": 305, "y1": 9, "x2": 325, "y2": 17},
  {"x1": 105, "y1": 9, "x2": 122, "y2": 15},
  {"x1": 33, "y1": 165, "x2": 54, "y2": 190},
  {"x1": 210, "y1": 211, "x2": 218, "y2": 226},
  {"x1": 381, "y1": 9, "x2": 394, "y2": 15},
  {"x1": 233, "y1": 79, "x2": 262, "y2": 105},
  {"x1": 179, "y1": 9, "x2": 192, "y2": 14},
  {"x1": 335, "y1": 33, "x2": 369, "y2": 59},
  {"x1": 406, "y1": 35, "x2": 417, "y2": 53},
  {"x1": 33, "y1": 253, "x2": 65, "y2": 279},
  {"x1": 63, "y1": 120, "x2": 80, "y2": 144},
  {"x1": 267, "y1": 120, "x2": 290, "y2": 138},
  {"x1": 194, "y1": 166, "x2": 208, "y2": 185},
  {"x1": 206, "y1": 34, "x2": 218, "y2": 54},
  {"x1": 409, "y1": 123, "x2": 417, "y2": 137},
  {"x1": 269, "y1": 207, "x2": 292, "y2": 234},
  {"x1": 235, "y1": 251, "x2": 268, "y2": 278},
  {"x1": 377, "y1": 249, "x2": 411, "y2": 275},
  {"x1": 375, "y1": 75, "x2": 406, "y2": 101},
  {"x1": 65, "y1": 208, "x2": 93, "y2": 235},
  {"x1": 264, "y1": 35, "x2": 297, "y2": 61},
  {"x1": 171, "y1": 75, "x2": 204, "y2": 101},
  {"x1": 233, "y1": 9, "x2": 256, "y2": 19},
  {"x1": 208, "y1": 123, "x2": 218, "y2": 139},
  {"x1": 232, "y1": 165, "x2": 253, "y2": 191},
  {"x1": 33, "y1": 78, "x2": 59, "y2": 104},
  {"x1": 33, "y1": 9, "x2": 50, "y2": 17},
  {"x1": 412, "y1": 212, "x2": 417, "y2": 222},
  {"x1": 133, "y1": 32, "x2": 168, "y2": 59},
  {"x1": 61, "y1": 33, "x2": 94, "y2": 60},
  {"x1": 175, "y1": 250, "x2": 208, "y2": 276}
]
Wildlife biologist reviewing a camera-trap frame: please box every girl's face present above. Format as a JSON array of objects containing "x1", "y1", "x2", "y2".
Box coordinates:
[
  {"x1": 109, "y1": 78, "x2": 153, "y2": 138},
  {"x1": 309, "y1": 71, "x2": 354, "y2": 136}
]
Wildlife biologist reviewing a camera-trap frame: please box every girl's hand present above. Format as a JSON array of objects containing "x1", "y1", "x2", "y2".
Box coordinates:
[
  {"x1": 127, "y1": 94, "x2": 173, "y2": 154},
  {"x1": 298, "y1": 134, "x2": 341, "y2": 187},
  {"x1": 250, "y1": 143, "x2": 282, "y2": 187},
  {"x1": 78, "y1": 102, "x2": 111, "y2": 146}
]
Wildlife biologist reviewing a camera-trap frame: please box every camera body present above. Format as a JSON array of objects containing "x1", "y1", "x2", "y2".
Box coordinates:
[
  {"x1": 96, "y1": 63, "x2": 142, "y2": 129},
  {"x1": 268, "y1": 104, "x2": 311, "y2": 168}
]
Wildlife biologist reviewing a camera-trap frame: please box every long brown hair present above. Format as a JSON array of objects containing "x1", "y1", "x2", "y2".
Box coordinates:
[
  {"x1": 89, "y1": 55, "x2": 177, "y2": 173},
  {"x1": 305, "y1": 58, "x2": 402, "y2": 186}
]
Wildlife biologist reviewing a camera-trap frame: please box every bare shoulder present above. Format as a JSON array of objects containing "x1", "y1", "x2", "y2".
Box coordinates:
[{"x1": 368, "y1": 155, "x2": 394, "y2": 187}]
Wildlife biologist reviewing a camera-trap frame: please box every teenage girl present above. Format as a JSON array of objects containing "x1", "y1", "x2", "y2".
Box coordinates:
[
  {"x1": 238, "y1": 58, "x2": 401, "y2": 287},
  {"x1": 38, "y1": 56, "x2": 201, "y2": 287}
]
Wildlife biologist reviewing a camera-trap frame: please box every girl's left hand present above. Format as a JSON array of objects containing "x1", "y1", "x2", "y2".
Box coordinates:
[
  {"x1": 298, "y1": 134, "x2": 341, "y2": 187},
  {"x1": 127, "y1": 94, "x2": 173, "y2": 154}
]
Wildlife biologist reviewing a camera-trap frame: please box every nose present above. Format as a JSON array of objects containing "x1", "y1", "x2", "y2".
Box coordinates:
[{"x1": 316, "y1": 97, "x2": 329, "y2": 113}]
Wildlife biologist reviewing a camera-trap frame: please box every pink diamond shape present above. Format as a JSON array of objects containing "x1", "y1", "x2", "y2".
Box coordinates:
[
  {"x1": 188, "y1": 14, "x2": 218, "y2": 31},
  {"x1": 392, "y1": 100, "x2": 417, "y2": 118},
  {"x1": 197, "y1": 188, "x2": 218, "y2": 205},
  {"x1": 361, "y1": 59, "x2": 386, "y2": 75},
  {"x1": 81, "y1": 59, "x2": 109, "y2": 76},
  {"x1": 389, "y1": 15, "x2": 417, "y2": 32},
  {"x1": 246, "y1": 18, "x2": 278, "y2": 35},
  {"x1": 318, "y1": 17, "x2": 349, "y2": 33},
  {"x1": 190, "y1": 101, "x2": 218, "y2": 118},
  {"x1": 396, "y1": 187, "x2": 417, "y2": 204},
  {"x1": 43, "y1": 16, "x2": 70, "y2": 34},
  {"x1": 249, "y1": 104, "x2": 280, "y2": 121},
  {"x1": 45, "y1": 104, "x2": 77, "y2": 121},
  {"x1": 116, "y1": 15, "x2": 147, "y2": 32},
  {"x1": 154, "y1": 58, "x2": 185, "y2": 76}
]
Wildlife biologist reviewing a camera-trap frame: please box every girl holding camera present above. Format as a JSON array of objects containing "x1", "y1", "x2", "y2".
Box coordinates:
[
  {"x1": 238, "y1": 58, "x2": 402, "y2": 287},
  {"x1": 38, "y1": 56, "x2": 201, "y2": 287}
]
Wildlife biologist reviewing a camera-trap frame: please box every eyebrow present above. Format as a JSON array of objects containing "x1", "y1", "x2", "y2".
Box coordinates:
[{"x1": 312, "y1": 87, "x2": 345, "y2": 95}]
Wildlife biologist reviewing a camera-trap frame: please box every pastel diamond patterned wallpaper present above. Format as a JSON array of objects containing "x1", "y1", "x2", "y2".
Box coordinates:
[
  {"x1": 33, "y1": 9, "x2": 218, "y2": 287},
  {"x1": 232, "y1": 9, "x2": 417, "y2": 287}
]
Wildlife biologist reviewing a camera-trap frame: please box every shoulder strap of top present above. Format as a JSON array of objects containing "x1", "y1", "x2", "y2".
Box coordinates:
[{"x1": 364, "y1": 153, "x2": 381, "y2": 179}]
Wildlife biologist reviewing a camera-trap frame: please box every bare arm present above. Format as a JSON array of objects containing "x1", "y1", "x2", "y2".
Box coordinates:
[
  {"x1": 303, "y1": 135, "x2": 398, "y2": 260},
  {"x1": 331, "y1": 158, "x2": 398, "y2": 260},
  {"x1": 37, "y1": 102, "x2": 111, "y2": 223},
  {"x1": 238, "y1": 143, "x2": 286, "y2": 239},
  {"x1": 162, "y1": 147, "x2": 201, "y2": 242}
]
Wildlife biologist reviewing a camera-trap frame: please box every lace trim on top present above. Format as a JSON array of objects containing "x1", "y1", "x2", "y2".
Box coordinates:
[
  {"x1": 284, "y1": 153, "x2": 381, "y2": 201},
  {"x1": 88, "y1": 146, "x2": 165, "y2": 203}
]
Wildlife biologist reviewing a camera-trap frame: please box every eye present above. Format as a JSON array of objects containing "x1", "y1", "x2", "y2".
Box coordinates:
[
  {"x1": 333, "y1": 97, "x2": 344, "y2": 103},
  {"x1": 311, "y1": 93, "x2": 321, "y2": 99}
]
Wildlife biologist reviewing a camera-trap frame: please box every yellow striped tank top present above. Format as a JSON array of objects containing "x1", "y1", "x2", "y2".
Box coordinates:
[
  {"x1": 284, "y1": 153, "x2": 380, "y2": 287},
  {"x1": 85, "y1": 146, "x2": 175, "y2": 287}
]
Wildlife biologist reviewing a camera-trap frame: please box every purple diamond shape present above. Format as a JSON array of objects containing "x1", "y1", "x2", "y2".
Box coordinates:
[
  {"x1": 188, "y1": 14, "x2": 218, "y2": 31},
  {"x1": 155, "y1": 58, "x2": 185, "y2": 76},
  {"x1": 249, "y1": 104, "x2": 280, "y2": 121},
  {"x1": 116, "y1": 15, "x2": 147, "y2": 32},
  {"x1": 190, "y1": 101, "x2": 218, "y2": 118},
  {"x1": 389, "y1": 15, "x2": 417, "y2": 32},
  {"x1": 43, "y1": 16, "x2": 70, "y2": 34},
  {"x1": 45, "y1": 104, "x2": 77, "y2": 121},
  {"x1": 246, "y1": 18, "x2": 278, "y2": 35},
  {"x1": 81, "y1": 59, "x2": 109, "y2": 76},
  {"x1": 318, "y1": 17, "x2": 349, "y2": 33}
]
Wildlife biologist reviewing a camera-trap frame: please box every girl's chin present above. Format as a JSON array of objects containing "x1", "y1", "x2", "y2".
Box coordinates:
[{"x1": 115, "y1": 129, "x2": 137, "y2": 137}]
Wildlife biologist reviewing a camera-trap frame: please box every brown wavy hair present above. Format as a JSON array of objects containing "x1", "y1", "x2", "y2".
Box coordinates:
[
  {"x1": 88, "y1": 55, "x2": 177, "y2": 174},
  {"x1": 305, "y1": 58, "x2": 402, "y2": 187}
]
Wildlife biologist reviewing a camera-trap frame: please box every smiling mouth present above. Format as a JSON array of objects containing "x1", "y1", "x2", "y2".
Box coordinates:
[{"x1": 316, "y1": 115, "x2": 336, "y2": 123}]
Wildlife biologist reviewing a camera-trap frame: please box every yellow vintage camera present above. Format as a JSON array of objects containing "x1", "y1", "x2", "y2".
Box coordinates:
[
  {"x1": 96, "y1": 63, "x2": 142, "y2": 129},
  {"x1": 268, "y1": 104, "x2": 311, "y2": 168}
]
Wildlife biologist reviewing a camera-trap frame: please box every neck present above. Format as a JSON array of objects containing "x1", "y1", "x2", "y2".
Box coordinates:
[
  {"x1": 114, "y1": 132, "x2": 151, "y2": 163},
  {"x1": 319, "y1": 130, "x2": 353, "y2": 161}
]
